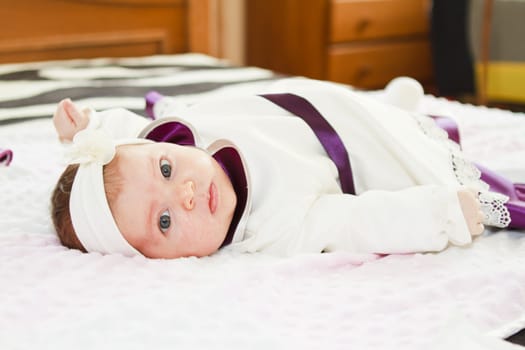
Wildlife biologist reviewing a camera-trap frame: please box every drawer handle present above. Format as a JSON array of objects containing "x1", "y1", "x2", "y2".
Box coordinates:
[
  {"x1": 355, "y1": 65, "x2": 371, "y2": 81},
  {"x1": 355, "y1": 18, "x2": 370, "y2": 34}
]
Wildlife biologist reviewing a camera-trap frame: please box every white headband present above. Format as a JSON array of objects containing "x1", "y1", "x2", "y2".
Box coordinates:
[{"x1": 66, "y1": 128, "x2": 152, "y2": 256}]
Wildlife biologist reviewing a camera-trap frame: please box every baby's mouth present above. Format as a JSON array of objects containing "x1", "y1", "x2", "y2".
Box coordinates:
[{"x1": 208, "y1": 182, "x2": 218, "y2": 214}]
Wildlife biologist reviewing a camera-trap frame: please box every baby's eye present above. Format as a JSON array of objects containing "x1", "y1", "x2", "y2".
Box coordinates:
[
  {"x1": 160, "y1": 159, "x2": 171, "y2": 178},
  {"x1": 159, "y1": 210, "x2": 171, "y2": 233}
]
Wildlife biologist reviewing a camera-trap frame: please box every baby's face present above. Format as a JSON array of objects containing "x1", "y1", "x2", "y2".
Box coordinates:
[{"x1": 110, "y1": 142, "x2": 237, "y2": 258}]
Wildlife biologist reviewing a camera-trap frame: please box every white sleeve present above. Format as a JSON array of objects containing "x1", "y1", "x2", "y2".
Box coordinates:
[
  {"x1": 85, "y1": 108, "x2": 150, "y2": 139},
  {"x1": 301, "y1": 185, "x2": 472, "y2": 254}
]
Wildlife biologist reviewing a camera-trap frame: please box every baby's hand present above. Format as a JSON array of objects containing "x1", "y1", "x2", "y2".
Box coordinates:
[
  {"x1": 457, "y1": 188, "x2": 485, "y2": 237},
  {"x1": 53, "y1": 98, "x2": 90, "y2": 142}
]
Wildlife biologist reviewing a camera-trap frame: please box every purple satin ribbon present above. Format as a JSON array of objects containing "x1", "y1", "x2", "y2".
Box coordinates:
[
  {"x1": 261, "y1": 93, "x2": 356, "y2": 195},
  {"x1": 212, "y1": 147, "x2": 249, "y2": 247},
  {"x1": 145, "y1": 121, "x2": 195, "y2": 146},
  {"x1": 0, "y1": 148, "x2": 13, "y2": 166}
]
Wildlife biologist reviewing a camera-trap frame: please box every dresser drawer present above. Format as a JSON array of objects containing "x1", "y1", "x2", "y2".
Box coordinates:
[
  {"x1": 327, "y1": 39, "x2": 433, "y2": 88},
  {"x1": 330, "y1": 0, "x2": 430, "y2": 43}
]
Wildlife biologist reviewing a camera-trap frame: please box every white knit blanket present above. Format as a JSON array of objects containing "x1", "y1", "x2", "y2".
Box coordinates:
[{"x1": 1, "y1": 55, "x2": 525, "y2": 350}]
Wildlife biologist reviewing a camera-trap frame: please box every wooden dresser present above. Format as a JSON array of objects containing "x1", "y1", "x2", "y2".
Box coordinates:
[
  {"x1": 0, "y1": 0, "x2": 215, "y2": 64},
  {"x1": 246, "y1": 0, "x2": 434, "y2": 90}
]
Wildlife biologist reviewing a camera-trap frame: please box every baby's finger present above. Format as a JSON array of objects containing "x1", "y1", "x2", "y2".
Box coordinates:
[
  {"x1": 477, "y1": 210, "x2": 485, "y2": 223},
  {"x1": 473, "y1": 223, "x2": 485, "y2": 236}
]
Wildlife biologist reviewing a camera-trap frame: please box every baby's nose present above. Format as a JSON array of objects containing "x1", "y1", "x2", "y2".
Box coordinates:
[{"x1": 181, "y1": 180, "x2": 195, "y2": 210}]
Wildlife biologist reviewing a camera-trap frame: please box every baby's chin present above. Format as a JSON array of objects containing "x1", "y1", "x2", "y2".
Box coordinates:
[{"x1": 175, "y1": 246, "x2": 220, "y2": 259}]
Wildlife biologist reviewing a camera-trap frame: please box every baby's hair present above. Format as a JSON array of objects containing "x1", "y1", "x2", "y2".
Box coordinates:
[
  {"x1": 51, "y1": 164, "x2": 85, "y2": 251},
  {"x1": 50, "y1": 155, "x2": 123, "y2": 252}
]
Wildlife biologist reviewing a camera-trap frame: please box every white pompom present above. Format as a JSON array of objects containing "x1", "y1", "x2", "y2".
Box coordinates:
[
  {"x1": 383, "y1": 77, "x2": 424, "y2": 112},
  {"x1": 65, "y1": 129, "x2": 116, "y2": 166}
]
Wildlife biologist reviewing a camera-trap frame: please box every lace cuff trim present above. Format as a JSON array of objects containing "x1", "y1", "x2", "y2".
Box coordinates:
[{"x1": 415, "y1": 114, "x2": 511, "y2": 228}]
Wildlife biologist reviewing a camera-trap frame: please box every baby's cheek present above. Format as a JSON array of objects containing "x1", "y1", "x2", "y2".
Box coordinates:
[{"x1": 181, "y1": 216, "x2": 219, "y2": 255}]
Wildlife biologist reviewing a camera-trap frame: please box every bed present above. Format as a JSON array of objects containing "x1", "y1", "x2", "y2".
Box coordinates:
[{"x1": 1, "y1": 52, "x2": 525, "y2": 349}]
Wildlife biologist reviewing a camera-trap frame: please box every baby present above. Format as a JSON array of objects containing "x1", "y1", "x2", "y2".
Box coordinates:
[{"x1": 51, "y1": 78, "x2": 513, "y2": 259}]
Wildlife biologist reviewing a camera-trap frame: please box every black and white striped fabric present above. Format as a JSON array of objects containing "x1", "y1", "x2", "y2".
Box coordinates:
[{"x1": 0, "y1": 53, "x2": 280, "y2": 125}]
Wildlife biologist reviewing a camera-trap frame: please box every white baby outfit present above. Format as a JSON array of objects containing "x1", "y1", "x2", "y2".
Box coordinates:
[{"x1": 87, "y1": 78, "x2": 508, "y2": 256}]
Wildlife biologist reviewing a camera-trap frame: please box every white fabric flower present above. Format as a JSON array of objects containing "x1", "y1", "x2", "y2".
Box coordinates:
[{"x1": 65, "y1": 129, "x2": 116, "y2": 166}]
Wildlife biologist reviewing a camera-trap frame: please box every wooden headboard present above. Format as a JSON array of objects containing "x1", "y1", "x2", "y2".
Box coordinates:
[{"x1": 0, "y1": 0, "x2": 215, "y2": 64}]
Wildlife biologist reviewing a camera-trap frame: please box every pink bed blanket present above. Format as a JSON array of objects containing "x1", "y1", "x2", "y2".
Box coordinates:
[{"x1": 0, "y1": 56, "x2": 524, "y2": 349}]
